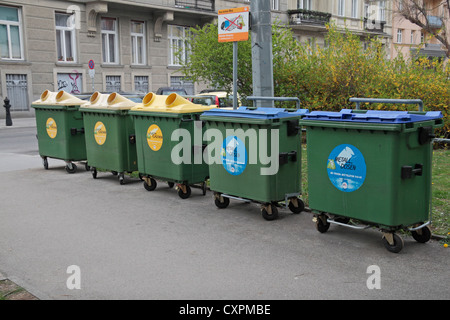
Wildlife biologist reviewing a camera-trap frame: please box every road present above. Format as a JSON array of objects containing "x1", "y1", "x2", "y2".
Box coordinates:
[{"x1": 0, "y1": 121, "x2": 449, "y2": 301}]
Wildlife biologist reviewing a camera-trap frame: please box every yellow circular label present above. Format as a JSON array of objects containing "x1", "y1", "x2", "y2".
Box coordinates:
[
  {"x1": 46, "y1": 118, "x2": 57, "y2": 139},
  {"x1": 147, "y1": 124, "x2": 163, "y2": 151},
  {"x1": 94, "y1": 121, "x2": 107, "y2": 145}
]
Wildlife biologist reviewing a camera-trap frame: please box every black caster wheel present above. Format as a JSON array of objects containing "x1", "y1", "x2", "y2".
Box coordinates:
[
  {"x1": 92, "y1": 168, "x2": 97, "y2": 179},
  {"x1": 315, "y1": 215, "x2": 330, "y2": 233},
  {"x1": 118, "y1": 173, "x2": 125, "y2": 185},
  {"x1": 411, "y1": 225, "x2": 432, "y2": 243},
  {"x1": 382, "y1": 233, "x2": 404, "y2": 253},
  {"x1": 288, "y1": 198, "x2": 304, "y2": 214},
  {"x1": 111, "y1": 171, "x2": 118, "y2": 176},
  {"x1": 202, "y1": 182, "x2": 207, "y2": 196},
  {"x1": 168, "y1": 182, "x2": 175, "y2": 188},
  {"x1": 144, "y1": 178, "x2": 157, "y2": 191},
  {"x1": 65, "y1": 162, "x2": 77, "y2": 174},
  {"x1": 261, "y1": 204, "x2": 279, "y2": 221},
  {"x1": 214, "y1": 194, "x2": 230, "y2": 209},
  {"x1": 42, "y1": 157, "x2": 48, "y2": 170},
  {"x1": 178, "y1": 185, "x2": 191, "y2": 199}
]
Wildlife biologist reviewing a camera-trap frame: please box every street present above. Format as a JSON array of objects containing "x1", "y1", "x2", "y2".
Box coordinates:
[{"x1": 0, "y1": 121, "x2": 449, "y2": 300}]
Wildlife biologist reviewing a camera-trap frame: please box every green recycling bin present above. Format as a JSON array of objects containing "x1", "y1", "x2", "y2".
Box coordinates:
[
  {"x1": 200, "y1": 106, "x2": 309, "y2": 220},
  {"x1": 80, "y1": 92, "x2": 139, "y2": 184},
  {"x1": 300, "y1": 108, "x2": 443, "y2": 253},
  {"x1": 31, "y1": 90, "x2": 88, "y2": 173},
  {"x1": 129, "y1": 93, "x2": 215, "y2": 199}
]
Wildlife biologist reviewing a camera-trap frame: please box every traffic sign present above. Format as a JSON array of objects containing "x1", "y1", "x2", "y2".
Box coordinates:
[
  {"x1": 88, "y1": 60, "x2": 95, "y2": 69},
  {"x1": 218, "y1": 7, "x2": 249, "y2": 43}
]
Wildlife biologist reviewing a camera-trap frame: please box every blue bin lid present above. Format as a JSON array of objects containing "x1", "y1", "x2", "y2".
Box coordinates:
[
  {"x1": 201, "y1": 106, "x2": 309, "y2": 120},
  {"x1": 303, "y1": 109, "x2": 443, "y2": 123}
]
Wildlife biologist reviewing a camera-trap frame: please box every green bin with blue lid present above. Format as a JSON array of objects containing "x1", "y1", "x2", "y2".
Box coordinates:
[
  {"x1": 31, "y1": 90, "x2": 88, "y2": 173},
  {"x1": 300, "y1": 108, "x2": 443, "y2": 253},
  {"x1": 200, "y1": 106, "x2": 309, "y2": 220}
]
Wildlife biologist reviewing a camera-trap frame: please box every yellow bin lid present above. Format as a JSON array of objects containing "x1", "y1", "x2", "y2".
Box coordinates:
[
  {"x1": 81, "y1": 92, "x2": 137, "y2": 110},
  {"x1": 131, "y1": 92, "x2": 216, "y2": 113}
]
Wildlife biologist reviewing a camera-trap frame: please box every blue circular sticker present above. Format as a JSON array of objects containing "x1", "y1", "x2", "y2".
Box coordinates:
[
  {"x1": 327, "y1": 144, "x2": 366, "y2": 192},
  {"x1": 221, "y1": 136, "x2": 247, "y2": 176}
]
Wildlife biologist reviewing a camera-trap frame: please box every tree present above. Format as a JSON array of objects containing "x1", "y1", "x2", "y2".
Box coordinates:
[
  {"x1": 396, "y1": 0, "x2": 450, "y2": 58},
  {"x1": 180, "y1": 21, "x2": 299, "y2": 100}
]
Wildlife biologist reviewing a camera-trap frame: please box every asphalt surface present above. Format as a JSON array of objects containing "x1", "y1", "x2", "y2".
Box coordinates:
[{"x1": 0, "y1": 119, "x2": 449, "y2": 300}]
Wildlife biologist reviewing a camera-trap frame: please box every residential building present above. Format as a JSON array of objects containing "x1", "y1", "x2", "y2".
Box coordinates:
[
  {"x1": 391, "y1": 0, "x2": 449, "y2": 60},
  {"x1": 0, "y1": 0, "x2": 393, "y2": 118}
]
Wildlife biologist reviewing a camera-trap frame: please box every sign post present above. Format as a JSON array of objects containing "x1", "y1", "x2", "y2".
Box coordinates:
[
  {"x1": 218, "y1": 7, "x2": 249, "y2": 110},
  {"x1": 88, "y1": 59, "x2": 95, "y2": 92}
]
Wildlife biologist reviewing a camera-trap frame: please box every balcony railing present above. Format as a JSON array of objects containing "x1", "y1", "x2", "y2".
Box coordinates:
[
  {"x1": 288, "y1": 9, "x2": 332, "y2": 27},
  {"x1": 427, "y1": 15, "x2": 443, "y2": 29},
  {"x1": 175, "y1": 0, "x2": 215, "y2": 12},
  {"x1": 364, "y1": 18, "x2": 386, "y2": 33}
]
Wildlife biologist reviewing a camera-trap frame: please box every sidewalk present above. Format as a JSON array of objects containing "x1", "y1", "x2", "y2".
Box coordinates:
[{"x1": 0, "y1": 117, "x2": 36, "y2": 129}]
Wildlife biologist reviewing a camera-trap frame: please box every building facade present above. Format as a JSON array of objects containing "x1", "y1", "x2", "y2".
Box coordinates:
[
  {"x1": 391, "y1": 0, "x2": 449, "y2": 60},
  {"x1": 1, "y1": 0, "x2": 394, "y2": 118}
]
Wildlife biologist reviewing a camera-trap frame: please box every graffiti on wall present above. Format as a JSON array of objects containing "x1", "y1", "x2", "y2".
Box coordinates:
[{"x1": 57, "y1": 70, "x2": 82, "y2": 94}]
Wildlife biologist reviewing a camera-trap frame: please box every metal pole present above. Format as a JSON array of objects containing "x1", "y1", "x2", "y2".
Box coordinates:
[
  {"x1": 233, "y1": 41, "x2": 238, "y2": 110},
  {"x1": 251, "y1": 0, "x2": 274, "y2": 108}
]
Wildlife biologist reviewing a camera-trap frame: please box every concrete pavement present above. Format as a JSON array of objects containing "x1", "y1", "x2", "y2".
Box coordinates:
[{"x1": 0, "y1": 120, "x2": 449, "y2": 300}]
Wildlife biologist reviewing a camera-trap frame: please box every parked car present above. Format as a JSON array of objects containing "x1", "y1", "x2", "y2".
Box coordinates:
[
  {"x1": 191, "y1": 90, "x2": 240, "y2": 108},
  {"x1": 155, "y1": 87, "x2": 188, "y2": 96}
]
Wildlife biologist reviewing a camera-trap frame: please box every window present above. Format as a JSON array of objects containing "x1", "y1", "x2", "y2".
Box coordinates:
[
  {"x1": 0, "y1": 5, "x2": 23, "y2": 60},
  {"x1": 272, "y1": 0, "x2": 279, "y2": 11},
  {"x1": 420, "y1": 32, "x2": 425, "y2": 43},
  {"x1": 101, "y1": 18, "x2": 118, "y2": 64},
  {"x1": 379, "y1": 1, "x2": 386, "y2": 21},
  {"x1": 131, "y1": 21, "x2": 145, "y2": 65},
  {"x1": 410, "y1": 30, "x2": 415, "y2": 44},
  {"x1": 338, "y1": 0, "x2": 345, "y2": 16},
  {"x1": 298, "y1": 0, "x2": 311, "y2": 10},
  {"x1": 351, "y1": 0, "x2": 358, "y2": 18},
  {"x1": 55, "y1": 13, "x2": 77, "y2": 62},
  {"x1": 168, "y1": 25, "x2": 191, "y2": 66},
  {"x1": 397, "y1": 29, "x2": 403, "y2": 43},
  {"x1": 134, "y1": 75, "x2": 149, "y2": 93},
  {"x1": 106, "y1": 75, "x2": 121, "y2": 92}
]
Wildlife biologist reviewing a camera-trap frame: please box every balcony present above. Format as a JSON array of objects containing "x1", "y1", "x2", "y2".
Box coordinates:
[
  {"x1": 427, "y1": 15, "x2": 443, "y2": 29},
  {"x1": 175, "y1": 0, "x2": 215, "y2": 12},
  {"x1": 364, "y1": 18, "x2": 386, "y2": 33},
  {"x1": 288, "y1": 9, "x2": 331, "y2": 27}
]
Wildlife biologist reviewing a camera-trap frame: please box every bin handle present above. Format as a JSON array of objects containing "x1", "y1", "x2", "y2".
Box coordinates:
[
  {"x1": 247, "y1": 96, "x2": 301, "y2": 109},
  {"x1": 349, "y1": 98, "x2": 424, "y2": 112}
]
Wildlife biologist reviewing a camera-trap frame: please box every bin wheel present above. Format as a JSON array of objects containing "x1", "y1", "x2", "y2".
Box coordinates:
[
  {"x1": 214, "y1": 194, "x2": 230, "y2": 209},
  {"x1": 168, "y1": 182, "x2": 175, "y2": 188},
  {"x1": 85, "y1": 162, "x2": 90, "y2": 171},
  {"x1": 261, "y1": 204, "x2": 279, "y2": 221},
  {"x1": 411, "y1": 225, "x2": 432, "y2": 243},
  {"x1": 202, "y1": 182, "x2": 207, "y2": 196},
  {"x1": 315, "y1": 215, "x2": 330, "y2": 233},
  {"x1": 65, "y1": 163, "x2": 77, "y2": 174},
  {"x1": 42, "y1": 157, "x2": 48, "y2": 170},
  {"x1": 288, "y1": 198, "x2": 304, "y2": 214},
  {"x1": 118, "y1": 173, "x2": 125, "y2": 185},
  {"x1": 112, "y1": 171, "x2": 118, "y2": 176},
  {"x1": 178, "y1": 185, "x2": 191, "y2": 199},
  {"x1": 144, "y1": 178, "x2": 157, "y2": 191},
  {"x1": 92, "y1": 168, "x2": 97, "y2": 179},
  {"x1": 382, "y1": 233, "x2": 404, "y2": 253}
]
